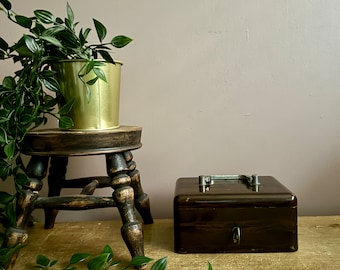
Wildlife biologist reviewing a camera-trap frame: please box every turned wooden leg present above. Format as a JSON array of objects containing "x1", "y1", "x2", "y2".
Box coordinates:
[
  {"x1": 44, "y1": 156, "x2": 68, "y2": 229},
  {"x1": 129, "y1": 170, "x2": 153, "y2": 224},
  {"x1": 4, "y1": 156, "x2": 48, "y2": 269},
  {"x1": 106, "y1": 153, "x2": 144, "y2": 258},
  {"x1": 124, "y1": 151, "x2": 153, "y2": 224}
]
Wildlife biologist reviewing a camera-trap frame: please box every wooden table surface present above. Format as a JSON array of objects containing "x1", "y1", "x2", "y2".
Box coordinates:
[{"x1": 16, "y1": 216, "x2": 340, "y2": 270}]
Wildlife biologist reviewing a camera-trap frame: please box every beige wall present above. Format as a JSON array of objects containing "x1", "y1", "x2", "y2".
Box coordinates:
[{"x1": 1, "y1": 0, "x2": 340, "y2": 222}]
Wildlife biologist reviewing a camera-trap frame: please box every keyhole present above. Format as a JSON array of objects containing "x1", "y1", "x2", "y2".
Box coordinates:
[{"x1": 232, "y1": 226, "x2": 241, "y2": 245}]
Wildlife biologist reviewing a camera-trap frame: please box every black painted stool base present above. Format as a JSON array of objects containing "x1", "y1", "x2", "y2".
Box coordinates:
[{"x1": 4, "y1": 126, "x2": 152, "y2": 268}]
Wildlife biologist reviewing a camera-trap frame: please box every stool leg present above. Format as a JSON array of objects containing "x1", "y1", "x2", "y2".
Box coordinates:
[
  {"x1": 44, "y1": 156, "x2": 68, "y2": 229},
  {"x1": 106, "y1": 153, "x2": 144, "y2": 258},
  {"x1": 124, "y1": 151, "x2": 153, "y2": 224},
  {"x1": 4, "y1": 156, "x2": 48, "y2": 269},
  {"x1": 129, "y1": 171, "x2": 153, "y2": 225}
]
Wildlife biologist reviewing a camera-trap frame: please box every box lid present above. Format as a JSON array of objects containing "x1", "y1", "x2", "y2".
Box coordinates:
[{"x1": 174, "y1": 176, "x2": 297, "y2": 207}]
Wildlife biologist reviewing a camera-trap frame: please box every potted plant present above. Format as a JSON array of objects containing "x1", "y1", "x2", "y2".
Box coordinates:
[{"x1": 0, "y1": 0, "x2": 132, "y2": 268}]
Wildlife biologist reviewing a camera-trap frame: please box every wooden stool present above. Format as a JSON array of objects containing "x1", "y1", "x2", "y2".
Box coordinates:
[{"x1": 12, "y1": 126, "x2": 153, "y2": 260}]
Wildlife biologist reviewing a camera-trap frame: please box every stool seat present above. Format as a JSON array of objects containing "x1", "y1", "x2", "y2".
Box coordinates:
[
  {"x1": 22, "y1": 125, "x2": 142, "y2": 156},
  {"x1": 7, "y1": 125, "x2": 153, "y2": 264}
]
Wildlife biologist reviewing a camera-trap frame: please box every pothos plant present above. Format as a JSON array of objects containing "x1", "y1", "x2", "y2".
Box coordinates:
[
  {"x1": 34, "y1": 245, "x2": 169, "y2": 270},
  {"x1": 0, "y1": 0, "x2": 131, "y2": 268},
  {"x1": 33, "y1": 246, "x2": 212, "y2": 270}
]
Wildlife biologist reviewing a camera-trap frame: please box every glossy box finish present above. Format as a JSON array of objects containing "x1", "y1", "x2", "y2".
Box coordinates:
[{"x1": 174, "y1": 176, "x2": 298, "y2": 253}]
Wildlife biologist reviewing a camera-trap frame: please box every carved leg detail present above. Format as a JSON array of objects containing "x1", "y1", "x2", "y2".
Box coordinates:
[
  {"x1": 129, "y1": 170, "x2": 153, "y2": 224},
  {"x1": 17, "y1": 156, "x2": 48, "y2": 230},
  {"x1": 121, "y1": 221, "x2": 144, "y2": 258},
  {"x1": 4, "y1": 228, "x2": 28, "y2": 270},
  {"x1": 45, "y1": 156, "x2": 68, "y2": 229},
  {"x1": 112, "y1": 185, "x2": 144, "y2": 257},
  {"x1": 106, "y1": 153, "x2": 144, "y2": 258},
  {"x1": 124, "y1": 151, "x2": 153, "y2": 224},
  {"x1": 4, "y1": 156, "x2": 48, "y2": 270}
]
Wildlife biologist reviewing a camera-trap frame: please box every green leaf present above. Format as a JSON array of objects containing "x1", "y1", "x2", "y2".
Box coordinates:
[
  {"x1": 0, "y1": 37, "x2": 8, "y2": 51},
  {"x1": 33, "y1": 116, "x2": 47, "y2": 127},
  {"x1": 50, "y1": 260, "x2": 58, "y2": 267},
  {"x1": 19, "y1": 113, "x2": 34, "y2": 127},
  {"x1": 0, "y1": 108, "x2": 13, "y2": 122},
  {"x1": 4, "y1": 140, "x2": 15, "y2": 159},
  {"x1": 130, "y1": 256, "x2": 153, "y2": 267},
  {"x1": 31, "y1": 22, "x2": 46, "y2": 37},
  {"x1": 55, "y1": 17, "x2": 63, "y2": 24},
  {"x1": 2, "y1": 76, "x2": 15, "y2": 90},
  {"x1": 0, "y1": 159, "x2": 11, "y2": 180},
  {"x1": 69, "y1": 253, "x2": 91, "y2": 265},
  {"x1": 84, "y1": 61, "x2": 95, "y2": 75},
  {"x1": 40, "y1": 35, "x2": 63, "y2": 48},
  {"x1": 41, "y1": 25, "x2": 65, "y2": 37},
  {"x1": 43, "y1": 94, "x2": 59, "y2": 107},
  {"x1": 79, "y1": 28, "x2": 91, "y2": 45},
  {"x1": 111, "y1": 35, "x2": 132, "y2": 48},
  {"x1": 98, "y1": 50, "x2": 114, "y2": 64},
  {"x1": 58, "y1": 99, "x2": 74, "y2": 115},
  {"x1": 41, "y1": 70, "x2": 56, "y2": 77},
  {"x1": 0, "y1": 191, "x2": 13, "y2": 204},
  {"x1": 0, "y1": 245, "x2": 26, "y2": 267},
  {"x1": 0, "y1": 114, "x2": 10, "y2": 124},
  {"x1": 100, "y1": 245, "x2": 113, "y2": 260},
  {"x1": 93, "y1": 19, "x2": 106, "y2": 43},
  {"x1": 109, "y1": 260, "x2": 120, "y2": 267},
  {"x1": 93, "y1": 68, "x2": 107, "y2": 82},
  {"x1": 13, "y1": 36, "x2": 33, "y2": 56},
  {"x1": 34, "y1": 10, "x2": 55, "y2": 24},
  {"x1": 36, "y1": 254, "x2": 50, "y2": 267},
  {"x1": 0, "y1": 0, "x2": 11, "y2": 10},
  {"x1": 58, "y1": 30, "x2": 79, "y2": 47},
  {"x1": 58, "y1": 116, "x2": 74, "y2": 129},
  {"x1": 66, "y1": 2, "x2": 74, "y2": 24},
  {"x1": 93, "y1": 61, "x2": 105, "y2": 67},
  {"x1": 6, "y1": 201, "x2": 16, "y2": 227},
  {"x1": 87, "y1": 253, "x2": 110, "y2": 270},
  {"x1": 0, "y1": 127, "x2": 8, "y2": 144},
  {"x1": 150, "y1": 257, "x2": 168, "y2": 270},
  {"x1": 43, "y1": 77, "x2": 60, "y2": 92},
  {"x1": 15, "y1": 173, "x2": 30, "y2": 186},
  {"x1": 208, "y1": 261, "x2": 213, "y2": 270},
  {"x1": 15, "y1": 15, "x2": 32, "y2": 28},
  {"x1": 24, "y1": 35, "x2": 40, "y2": 54},
  {"x1": 65, "y1": 18, "x2": 73, "y2": 30},
  {"x1": 86, "y1": 77, "x2": 98, "y2": 86}
]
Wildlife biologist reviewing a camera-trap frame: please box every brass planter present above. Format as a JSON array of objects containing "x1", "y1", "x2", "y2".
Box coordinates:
[{"x1": 54, "y1": 60, "x2": 122, "y2": 130}]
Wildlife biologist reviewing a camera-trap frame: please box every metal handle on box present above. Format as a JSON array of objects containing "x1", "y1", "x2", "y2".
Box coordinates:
[
  {"x1": 198, "y1": 174, "x2": 260, "y2": 192},
  {"x1": 199, "y1": 174, "x2": 259, "y2": 186}
]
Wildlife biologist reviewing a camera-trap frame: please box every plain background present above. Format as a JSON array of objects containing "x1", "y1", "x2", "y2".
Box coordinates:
[{"x1": 1, "y1": 0, "x2": 340, "y2": 222}]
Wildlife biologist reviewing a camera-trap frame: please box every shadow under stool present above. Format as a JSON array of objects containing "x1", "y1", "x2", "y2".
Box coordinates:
[{"x1": 11, "y1": 125, "x2": 153, "y2": 260}]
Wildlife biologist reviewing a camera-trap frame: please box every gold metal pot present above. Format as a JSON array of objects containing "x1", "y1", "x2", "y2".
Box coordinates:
[{"x1": 54, "y1": 60, "x2": 122, "y2": 130}]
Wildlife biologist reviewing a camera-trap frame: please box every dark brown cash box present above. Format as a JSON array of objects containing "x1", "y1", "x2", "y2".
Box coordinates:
[{"x1": 174, "y1": 175, "x2": 298, "y2": 253}]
